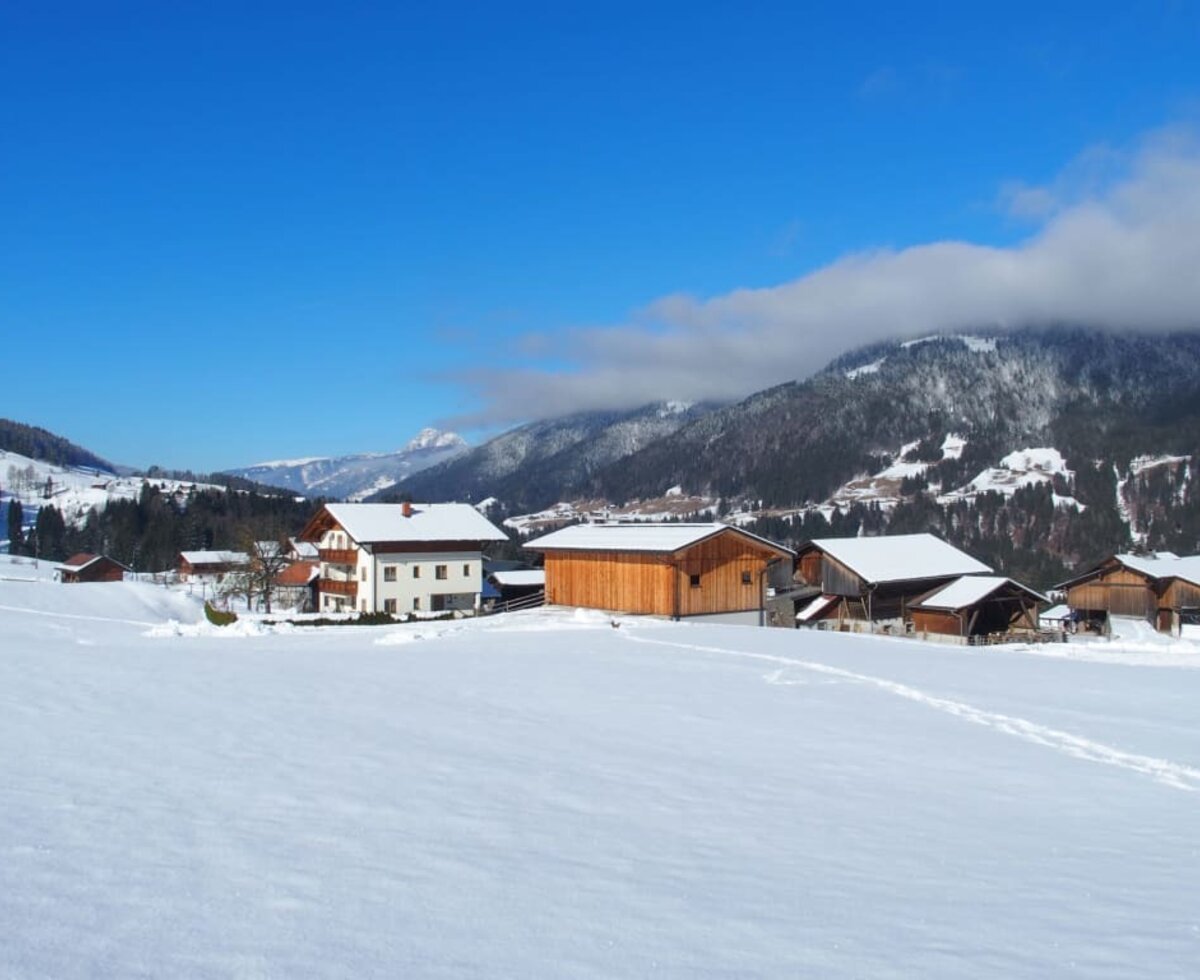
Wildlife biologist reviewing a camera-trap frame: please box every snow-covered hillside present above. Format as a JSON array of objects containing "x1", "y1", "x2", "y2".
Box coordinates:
[
  {"x1": 224, "y1": 428, "x2": 468, "y2": 501},
  {"x1": 2, "y1": 579, "x2": 1198, "y2": 977},
  {"x1": 1, "y1": 448, "x2": 224, "y2": 533}
]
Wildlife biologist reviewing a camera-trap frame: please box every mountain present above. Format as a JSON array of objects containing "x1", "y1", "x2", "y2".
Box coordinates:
[
  {"x1": 582, "y1": 328, "x2": 1200, "y2": 584},
  {"x1": 0, "y1": 418, "x2": 119, "y2": 474},
  {"x1": 224, "y1": 428, "x2": 468, "y2": 501},
  {"x1": 389, "y1": 402, "x2": 718, "y2": 513}
]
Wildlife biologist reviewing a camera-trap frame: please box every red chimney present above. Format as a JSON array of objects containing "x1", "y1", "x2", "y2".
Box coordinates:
[{"x1": 402, "y1": 501, "x2": 413, "y2": 518}]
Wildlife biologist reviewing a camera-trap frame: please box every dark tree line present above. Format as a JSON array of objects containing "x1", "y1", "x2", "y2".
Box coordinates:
[{"x1": 8, "y1": 485, "x2": 322, "y2": 571}]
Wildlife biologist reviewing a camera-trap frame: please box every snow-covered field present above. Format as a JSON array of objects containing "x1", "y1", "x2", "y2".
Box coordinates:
[{"x1": 3, "y1": 576, "x2": 1199, "y2": 978}]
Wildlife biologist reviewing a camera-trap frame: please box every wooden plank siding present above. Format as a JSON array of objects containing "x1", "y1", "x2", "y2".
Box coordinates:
[
  {"x1": 543, "y1": 533, "x2": 780, "y2": 618},
  {"x1": 911, "y1": 609, "x2": 962, "y2": 636},
  {"x1": 1066, "y1": 567, "x2": 1155, "y2": 617},
  {"x1": 544, "y1": 551, "x2": 674, "y2": 615}
]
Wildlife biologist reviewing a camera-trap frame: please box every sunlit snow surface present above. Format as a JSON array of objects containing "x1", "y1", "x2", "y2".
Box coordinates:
[{"x1": 2, "y1": 573, "x2": 1199, "y2": 977}]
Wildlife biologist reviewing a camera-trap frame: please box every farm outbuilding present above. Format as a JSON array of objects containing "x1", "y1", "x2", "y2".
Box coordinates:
[
  {"x1": 525, "y1": 522, "x2": 794, "y2": 625},
  {"x1": 793, "y1": 533, "x2": 993, "y2": 632},
  {"x1": 55, "y1": 553, "x2": 129, "y2": 584},
  {"x1": 910, "y1": 575, "x2": 1047, "y2": 642},
  {"x1": 1058, "y1": 552, "x2": 1200, "y2": 635}
]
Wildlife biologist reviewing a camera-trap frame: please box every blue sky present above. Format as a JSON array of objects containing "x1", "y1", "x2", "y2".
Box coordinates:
[{"x1": 3, "y1": 2, "x2": 1199, "y2": 471}]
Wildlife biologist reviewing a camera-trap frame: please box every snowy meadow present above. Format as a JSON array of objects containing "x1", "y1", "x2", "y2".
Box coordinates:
[{"x1": 2, "y1": 568, "x2": 1198, "y2": 977}]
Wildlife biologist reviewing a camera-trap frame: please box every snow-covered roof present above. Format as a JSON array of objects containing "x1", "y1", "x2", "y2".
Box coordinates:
[
  {"x1": 808, "y1": 533, "x2": 991, "y2": 584},
  {"x1": 289, "y1": 539, "x2": 319, "y2": 559},
  {"x1": 179, "y1": 550, "x2": 249, "y2": 566},
  {"x1": 490, "y1": 569, "x2": 545, "y2": 587},
  {"x1": 1113, "y1": 552, "x2": 1200, "y2": 586},
  {"x1": 57, "y1": 553, "x2": 102, "y2": 572},
  {"x1": 914, "y1": 575, "x2": 1047, "y2": 611},
  {"x1": 321, "y1": 503, "x2": 508, "y2": 544},
  {"x1": 796, "y1": 594, "x2": 839, "y2": 622},
  {"x1": 525, "y1": 522, "x2": 793, "y2": 556},
  {"x1": 1040, "y1": 604, "x2": 1072, "y2": 622}
]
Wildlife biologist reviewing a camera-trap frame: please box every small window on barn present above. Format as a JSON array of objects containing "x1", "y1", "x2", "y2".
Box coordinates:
[
  {"x1": 689, "y1": 574, "x2": 701, "y2": 589},
  {"x1": 741, "y1": 571, "x2": 752, "y2": 585},
  {"x1": 384, "y1": 566, "x2": 396, "y2": 582}
]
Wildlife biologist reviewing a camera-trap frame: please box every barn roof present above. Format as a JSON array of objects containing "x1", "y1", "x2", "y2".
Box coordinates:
[
  {"x1": 57, "y1": 553, "x2": 101, "y2": 572},
  {"x1": 913, "y1": 575, "x2": 1047, "y2": 612},
  {"x1": 806, "y1": 533, "x2": 991, "y2": 585},
  {"x1": 301, "y1": 503, "x2": 509, "y2": 545},
  {"x1": 524, "y1": 522, "x2": 793, "y2": 557},
  {"x1": 1057, "y1": 551, "x2": 1200, "y2": 589},
  {"x1": 796, "y1": 593, "x2": 839, "y2": 622}
]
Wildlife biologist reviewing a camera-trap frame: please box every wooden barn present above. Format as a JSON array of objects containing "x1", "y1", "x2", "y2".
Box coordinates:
[
  {"x1": 524, "y1": 522, "x2": 794, "y2": 624},
  {"x1": 1058, "y1": 552, "x2": 1200, "y2": 635},
  {"x1": 55, "y1": 553, "x2": 129, "y2": 584},
  {"x1": 178, "y1": 550, "x2": 249, "y2": 583},
  {"x1": 793, "y1": 533, "x2": 993, "y2": 631},
  {"x1": 910, "y1": 575, "x2": 1047, "y2": 641}
]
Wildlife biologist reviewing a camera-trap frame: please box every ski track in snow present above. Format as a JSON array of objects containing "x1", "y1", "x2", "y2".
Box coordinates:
[
  {"x1": 623, "y1": 631, "x2": 1200, "y2": 794},
  {"x1": 0, "y1": 603, "x2": 159, "y2": 628}
]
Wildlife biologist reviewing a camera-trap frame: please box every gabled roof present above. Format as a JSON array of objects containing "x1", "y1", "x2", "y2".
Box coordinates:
[
  {"x1": 275, "y1": 560, "x2": 320, "y2": 586},
  {"x1": 804, "y1": 533, "x2": 991, "y2": 585},
  {"x1": 913, "y1": 575, "x2": 1047, "y2": 612},
  {"x1": 524, "y1": 522, "x2": 794, "y2": 557},
  {"x1": 1057, "y1": 551, "x2": 1200, "y2": 589},
  {"x1": 288, "y1": 538, "x2": 319, "y2": 560},
  {"x1": 301, "y1": 503, "x2": 508, "y2": 545},
  {"x1": 56, "y1": 553, "x2": 130, "y2": 573}
]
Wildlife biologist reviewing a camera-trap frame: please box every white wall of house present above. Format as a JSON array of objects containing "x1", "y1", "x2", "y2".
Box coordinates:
[{"x1": 316, "y1": 527, "x2": 483, "y2": 615}]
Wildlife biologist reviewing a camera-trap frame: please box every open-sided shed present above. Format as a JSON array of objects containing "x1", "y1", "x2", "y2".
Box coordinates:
[
  {"x1": 793, "y1": 533, "x2": 992, "y2": 627},
  {"x1": 525, "y1": 522, "x2": 794, "y2": 624},
  {"x1": 911, "y1": 575, "x2": 1047, "y2": 640}
]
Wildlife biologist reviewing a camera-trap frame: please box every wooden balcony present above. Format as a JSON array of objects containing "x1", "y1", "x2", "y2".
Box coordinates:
[
  {"x1": 318, "y1": 578, "x2": 357, "y2": 597},
  {"x1": 319, "y1": 548, "x2": 358, "y2": 565}
]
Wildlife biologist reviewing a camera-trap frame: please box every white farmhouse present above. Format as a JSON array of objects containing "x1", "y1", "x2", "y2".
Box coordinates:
[{"x1": 298, "y1": 502, "x2": 509, "y2": 615}]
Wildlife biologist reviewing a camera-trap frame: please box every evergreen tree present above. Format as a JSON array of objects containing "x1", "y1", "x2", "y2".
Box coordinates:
[{"x1": 7, "y1": 499, "x2": 24, "y2": 555}]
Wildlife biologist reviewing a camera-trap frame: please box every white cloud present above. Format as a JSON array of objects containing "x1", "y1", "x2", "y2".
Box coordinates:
[{"x1": 452, "y1": 127, "x2": 1200, "y2": 426}]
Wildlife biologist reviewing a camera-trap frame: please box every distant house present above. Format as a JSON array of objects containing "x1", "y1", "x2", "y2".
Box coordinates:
[
  {"x1": 793, "y1": 533, "x2": 993, "y2": 631},
  {"x1": 274, "y1": 560, "x2": 320, "y2": 612},
  {"x1": 909, "y1": 576, "x2": 1047, "y2": 641},
  {"x1": 1058, "y1": 552, "x2": 1200, "y2": 635},
  {"x1": 56, "y1": 553, "x2": 129, "y2": 584},
  {"x1": 178, "y1": 550, "x2": 249, "y2": 583},
  {"x1": 524, "y1": 522, "x2": 794, "y2": 625},
  {"x1": 298, "y1": 501, "x2": 509, "y2": 615}
]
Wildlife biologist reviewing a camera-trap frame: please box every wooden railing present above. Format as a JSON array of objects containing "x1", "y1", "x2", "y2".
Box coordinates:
[
  {"x1": 318, "y1": 578, "x2": 357, "y2": 597},
  {"x1": 319, "y1": 548, "x2": 358, "y2": 565}
]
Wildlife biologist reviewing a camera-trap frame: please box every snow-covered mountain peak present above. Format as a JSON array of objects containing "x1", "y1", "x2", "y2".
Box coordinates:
[{"x1": 403, "y1": 428, "x2": 466, "y2": 452}]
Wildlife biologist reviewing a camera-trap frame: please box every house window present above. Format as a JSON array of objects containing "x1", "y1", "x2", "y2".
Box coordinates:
[
  {"x1": 463, "y1": 564, "x2": 470, "y2": 576},
  {"x1": 741, "y1": 571, "x2": 752, "y2": 585},
  {"x1": 435, "y1": 564, "x2": 448, "y2": 580},
  {"x1": 413, "y1": 597, "x2": 420, "y2": 610},
  {"x1": 413, "y1": 566, "x2": 421, "y2": 579},
  {"x1": 383, "y1": 599, "x2": 397, "y2": 614},
  {"x1": 689, "y1": 574, "x2": 701, "y2": 589},
  {"x1": 359, "y1": 566, "x2": 367, "y2": 581},
  {"x1": 360, "y1": 600, "x2": 367, "y2": 612},
  {"x1": 384, "y1": 566, "x2": 396, "y2": 582}
]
